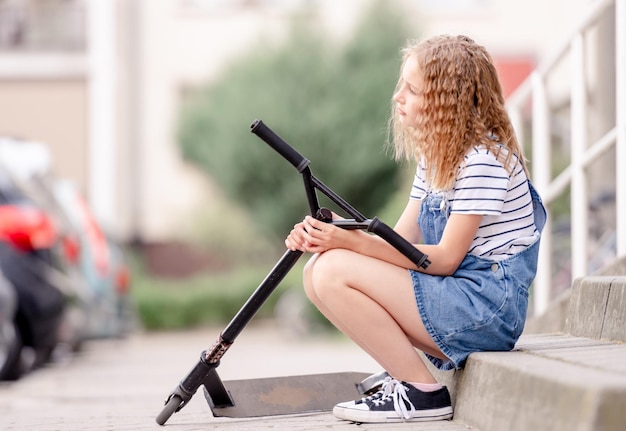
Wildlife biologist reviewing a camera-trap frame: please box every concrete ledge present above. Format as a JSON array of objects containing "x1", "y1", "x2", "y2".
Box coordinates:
[
  {"x1": 432, "y1": 334, "x2": 626, "y2": 431},
  {"x1": 567, "y1": 276, "x2": 626, "y2": 343}
]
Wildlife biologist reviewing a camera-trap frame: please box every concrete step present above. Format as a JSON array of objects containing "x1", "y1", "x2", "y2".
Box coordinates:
[
  {"x1": 432, "y1": 274, "x2": 626, "y2": 431},
  {"x1": 448, "y1": 334, "x2": 626, "y2": 431}
]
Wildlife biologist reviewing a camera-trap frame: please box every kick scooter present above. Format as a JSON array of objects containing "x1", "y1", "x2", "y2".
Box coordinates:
[{"x1": 156, "y1": 120, "x2": 430, "y2": 425}]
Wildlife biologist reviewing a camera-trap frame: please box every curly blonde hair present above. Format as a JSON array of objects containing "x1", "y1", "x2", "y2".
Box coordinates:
[{"x1": 389, "y1": 35, "x2": 527, "y2": 190}]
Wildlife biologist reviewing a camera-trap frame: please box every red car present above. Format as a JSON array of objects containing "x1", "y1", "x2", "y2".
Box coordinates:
[{"x1": 0, "y1": 166, "x2": 68, "y2": 379}]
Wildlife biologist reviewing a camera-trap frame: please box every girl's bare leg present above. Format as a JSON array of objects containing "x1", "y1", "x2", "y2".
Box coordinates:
[{"x1": 302, "y1": 249, "x2": 446, "y2": 384}]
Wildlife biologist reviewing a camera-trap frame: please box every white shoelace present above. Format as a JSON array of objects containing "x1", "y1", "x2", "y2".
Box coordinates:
[
  {"x1": 371, "y1": 379, "x2": 416, "y2": 420},
  {"x1": 360, "y1": 376, "x2": 396, "y2": 403},
  {"x1": 391, "y1": 382, "x2": 416, "y2": 419}
]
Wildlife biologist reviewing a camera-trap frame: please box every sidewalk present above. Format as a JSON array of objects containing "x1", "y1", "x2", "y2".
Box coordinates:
[{"x1": 0, "y1": 322, "x2": 472, "y2": 430}]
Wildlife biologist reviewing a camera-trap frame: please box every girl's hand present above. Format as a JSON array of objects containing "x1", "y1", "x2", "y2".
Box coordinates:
[
  {"x1": 285, "y1": 219, "x2": 309, "y2": 252},
  {"x1": 285, "y1": 215, "x2": 351, "y2": 253}
]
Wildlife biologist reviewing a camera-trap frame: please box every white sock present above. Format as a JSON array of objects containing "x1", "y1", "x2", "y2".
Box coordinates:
[{"x1": 407, "y1": 381, "x2": 442, "y2": 392}]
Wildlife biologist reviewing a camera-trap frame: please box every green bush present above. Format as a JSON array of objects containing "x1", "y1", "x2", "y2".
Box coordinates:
[
  {"x1": 132, "y1": 259, "x2": 306, "y2": 331},
  {"x1": 178, "y1": 0, "x2": 414, "y2": 240}
]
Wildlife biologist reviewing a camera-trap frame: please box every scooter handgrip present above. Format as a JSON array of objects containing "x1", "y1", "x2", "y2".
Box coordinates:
[
  {"x1": 250, "y1": 120, "x2": 310, "y2": 172},
  {"x1": 368, "y1": 217, "x2": 431, "y2": 269}
]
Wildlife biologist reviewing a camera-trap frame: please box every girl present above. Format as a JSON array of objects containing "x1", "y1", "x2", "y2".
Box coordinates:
[{"x1": 285, "y1": 34, "x2": 546, "y2": 424}]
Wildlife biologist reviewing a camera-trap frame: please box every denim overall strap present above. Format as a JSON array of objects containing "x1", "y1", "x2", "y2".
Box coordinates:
[
  {"x1": 528, "y1": 180, "x2": 547, "y2": 233},
  {"x1": 418, "y1": 192, "x2": 449, "y2": 246}
]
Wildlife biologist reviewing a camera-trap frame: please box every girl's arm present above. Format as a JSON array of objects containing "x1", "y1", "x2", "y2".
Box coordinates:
[
  {"x1": 285, "y1": 199, "x2": 482, "y2": 276},
  {"x1": 414, "y1": 213, "x2": 482, "y2": 275},
  {"x1": 285, "y1": 199, "x2": 422, "y2": 259},
  {"x1": 390, "y1": 199, "x2": 482, "y2": 274}
]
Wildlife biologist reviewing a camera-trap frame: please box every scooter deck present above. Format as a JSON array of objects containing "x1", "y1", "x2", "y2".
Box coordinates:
[{"x1": 204, "y1": 371, "x2": 372, "y2": 418}]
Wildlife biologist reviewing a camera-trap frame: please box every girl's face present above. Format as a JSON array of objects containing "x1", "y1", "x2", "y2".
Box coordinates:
[{"x1": 393, "y1": 54, "x2": 425, "y2": 128}]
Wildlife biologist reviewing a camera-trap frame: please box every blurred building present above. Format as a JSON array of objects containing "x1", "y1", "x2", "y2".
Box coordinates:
[{"x1": 0, "y1": 0, "x2": 603, "y2": 246}]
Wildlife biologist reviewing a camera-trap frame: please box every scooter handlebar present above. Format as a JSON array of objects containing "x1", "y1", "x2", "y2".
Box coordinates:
[
  {"x1": 250, "y1": 119, "x2": 430, "y2": 270},
  {"x1": 250, "y1": 120, "x2": 311, "y2": 172},
  {"x1": 329, "y1": 218, "x2": 429, "y2": 269},
  {"x1": 368, "y1": 217, "x2": 430, "y2": 269}
]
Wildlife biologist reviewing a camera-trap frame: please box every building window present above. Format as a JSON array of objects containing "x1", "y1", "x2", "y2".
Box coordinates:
[{"x1": 0, "y1": 0, "x2": 86, "y2": 52}]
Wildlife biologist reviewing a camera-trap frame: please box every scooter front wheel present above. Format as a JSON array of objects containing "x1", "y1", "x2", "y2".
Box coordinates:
[{"x1": 156, "y1": 394, "x2": 183, "y2": 426}]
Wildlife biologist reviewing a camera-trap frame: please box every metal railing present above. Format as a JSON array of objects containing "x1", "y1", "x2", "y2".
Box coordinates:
[{"x1": 507, "y1": 0, "x2": 625, "y2": 316}]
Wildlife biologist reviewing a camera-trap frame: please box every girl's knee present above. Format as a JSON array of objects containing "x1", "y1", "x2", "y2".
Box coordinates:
[
  {"x1": 308, "y1": 249, "x2": 348, "y2": 279},
  {"x1": 304, "y1": 250, "x2": 351, "y2": 299},
  {"x1": 303, "y1": 256, "x2": 319, "y2": 302}
]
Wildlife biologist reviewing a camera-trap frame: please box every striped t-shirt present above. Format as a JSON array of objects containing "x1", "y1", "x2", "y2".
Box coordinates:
[{"x1": 410, "y1": 146, "x2": 540, "y2": 261}]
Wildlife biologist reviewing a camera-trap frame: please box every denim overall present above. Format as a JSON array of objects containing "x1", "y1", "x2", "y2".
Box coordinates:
[{"x1": 410, "y1": 181, "x2": 546, "y2": 370}]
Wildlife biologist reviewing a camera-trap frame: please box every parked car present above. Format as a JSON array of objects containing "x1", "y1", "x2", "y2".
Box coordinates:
[
  {"x1": 53, "y1": 179, "x2": 135, "y2": 339},
  {"x1": 0, "y1": 268, "x2": 21, "y2": 380},
  {"x1": 0, "y1": 165, "x2": 70, "y2": 376},
  {"x1": 0, "y1": 137, "x2": 135, "y2": 347}
]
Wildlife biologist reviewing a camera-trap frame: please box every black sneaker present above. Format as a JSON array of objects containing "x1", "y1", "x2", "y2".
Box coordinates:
[
  {"x1": 335, "y1": 376, "x2": 396, "y2": 409},
  {"x1": 333, "y1": 379, "x2": 453, "y2": 423}
]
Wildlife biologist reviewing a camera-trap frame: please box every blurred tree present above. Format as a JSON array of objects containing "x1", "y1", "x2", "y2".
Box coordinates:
[{"x1": 178, "y1": 0, "x2": 414, "y2": 239}]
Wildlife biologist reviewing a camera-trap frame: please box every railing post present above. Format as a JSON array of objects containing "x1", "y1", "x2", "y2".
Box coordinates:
[
  {"x1": 616, "y1": 0, "x2": 626, "y2": 257},
  {"x1": 570, "y1": 33, "x2": 588, "y2": 281},
  {"x1": 531, "y1": 72, "x2": 552, "y2": 315}
]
